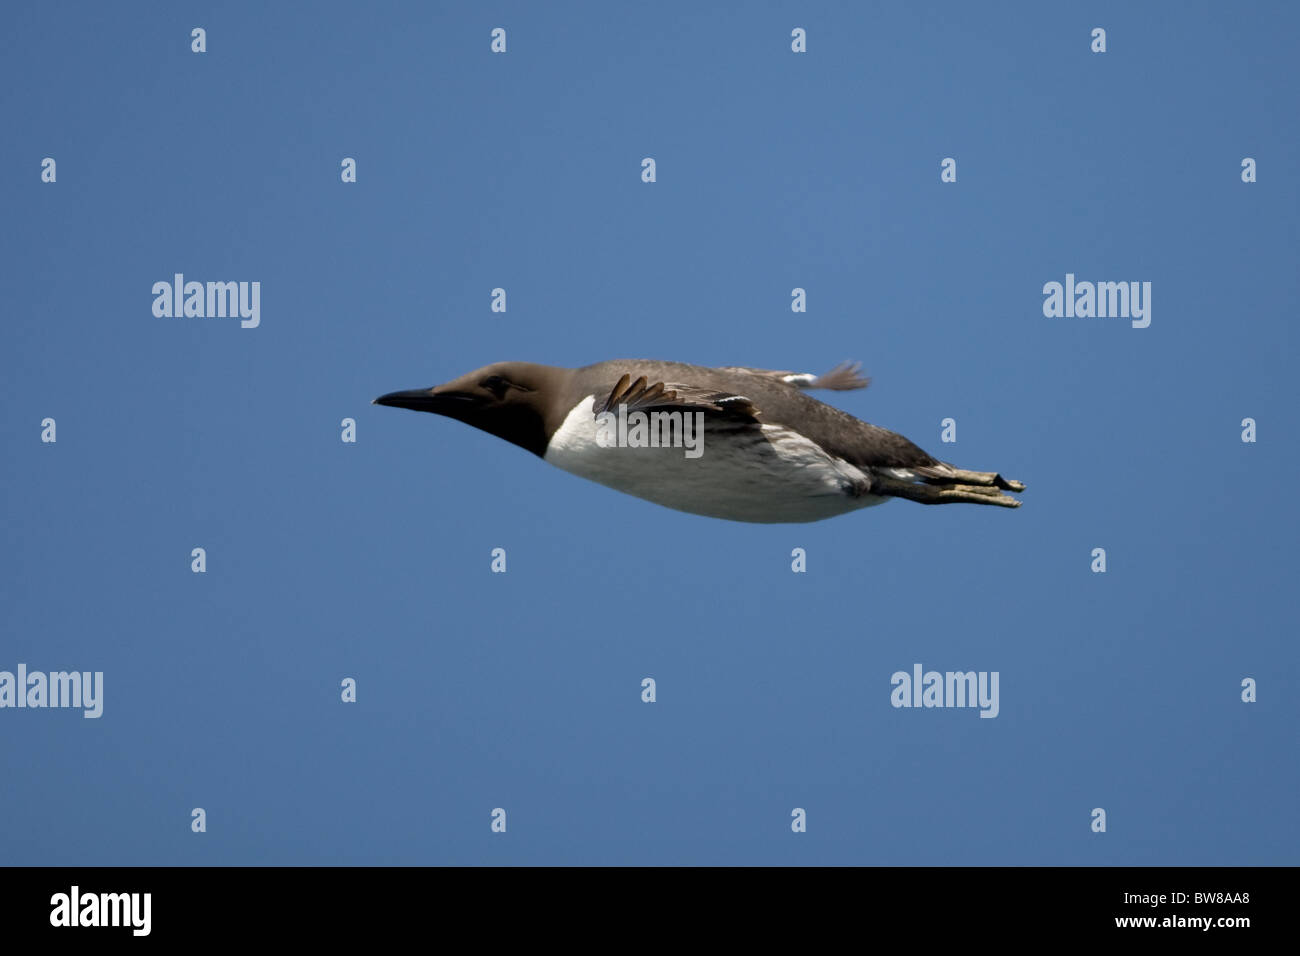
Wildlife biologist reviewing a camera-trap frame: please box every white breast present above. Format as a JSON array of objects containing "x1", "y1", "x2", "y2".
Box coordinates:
[{"x1": 542, "y1": 396, "x2": 890, "y2": 523}]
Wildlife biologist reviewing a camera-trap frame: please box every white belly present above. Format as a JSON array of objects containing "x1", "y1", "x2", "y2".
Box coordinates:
[{"x1": 541, "y1": 396, "x2": 890, "y2": 523}]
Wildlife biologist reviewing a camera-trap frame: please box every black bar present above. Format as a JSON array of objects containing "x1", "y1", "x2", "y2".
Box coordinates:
[{"x1": 0, "y1": 866, "x2": 1280, "y2": 941}]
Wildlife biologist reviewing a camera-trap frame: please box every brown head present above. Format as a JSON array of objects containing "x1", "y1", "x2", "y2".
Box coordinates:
[{"x1": 373, "y1": 361, "x2": 574, "y2": 457}]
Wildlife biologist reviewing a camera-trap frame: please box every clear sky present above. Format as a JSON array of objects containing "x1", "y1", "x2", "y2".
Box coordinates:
[{"x1": 2, "y1": 1, "x2": 1296, "y2": 865}]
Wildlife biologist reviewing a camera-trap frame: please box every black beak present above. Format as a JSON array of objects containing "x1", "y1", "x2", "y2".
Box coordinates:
[
  {"x1": 372, "y1": 388, "x2": 439, "y2": 412},
  {"x1": 372, "y1": 387, "x2": 480, "y2": 413}
]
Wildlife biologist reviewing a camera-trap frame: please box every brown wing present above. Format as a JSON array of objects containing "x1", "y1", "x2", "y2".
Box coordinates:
[
  {"x1": 597, "y1": 373, "x2": 761, "y2": 422},
  {"x1": 718, "y1": 361, "x2": 870, "y2": 392}
]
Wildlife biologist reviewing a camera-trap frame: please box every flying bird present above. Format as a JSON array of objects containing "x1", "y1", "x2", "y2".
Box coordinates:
[{"x1": 373, "y1": 359, "x2": 1024, "y2": 523}]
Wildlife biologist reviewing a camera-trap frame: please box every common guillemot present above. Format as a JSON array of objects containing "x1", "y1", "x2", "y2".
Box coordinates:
[{"x1": 373, "y1": 359, "x2": 1025, "y2": 523}]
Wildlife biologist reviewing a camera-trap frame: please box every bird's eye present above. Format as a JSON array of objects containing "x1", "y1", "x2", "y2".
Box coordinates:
[{"x1": 479, "y1": 375, "x2": 509, "y2": 396}]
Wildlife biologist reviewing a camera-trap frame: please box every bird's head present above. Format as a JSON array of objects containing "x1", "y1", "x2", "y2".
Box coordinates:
[{"x1": 373, "y1": 361, "x2": 566, "y2": 457}]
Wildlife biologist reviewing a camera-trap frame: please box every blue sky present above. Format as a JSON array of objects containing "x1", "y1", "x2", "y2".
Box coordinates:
[{"x1": 1, "y1": 1, "x2": 1296, "y2": 865}]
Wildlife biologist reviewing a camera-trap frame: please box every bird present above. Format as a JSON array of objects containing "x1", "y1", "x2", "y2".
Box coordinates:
[{"x1": 373, "y1": 359, "x2": 1024, "y2": 523}]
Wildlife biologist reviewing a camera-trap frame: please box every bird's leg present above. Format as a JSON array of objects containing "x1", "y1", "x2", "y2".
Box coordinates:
[
  {"x1": 924, "y1": 468, "x2": 1026, "y2": 492},
  {"x1": 873, "y1": 475, "x2": 1022, "y2": 508}
]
